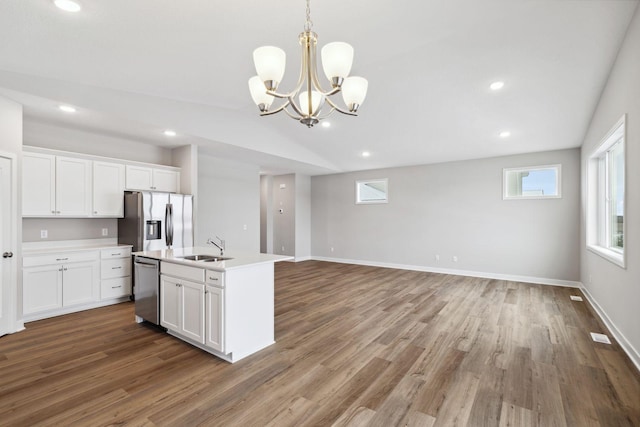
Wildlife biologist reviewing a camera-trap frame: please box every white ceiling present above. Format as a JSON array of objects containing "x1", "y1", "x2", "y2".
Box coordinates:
[{"x1": 0, "y1": 0, "x2": 637, "y2": 175}]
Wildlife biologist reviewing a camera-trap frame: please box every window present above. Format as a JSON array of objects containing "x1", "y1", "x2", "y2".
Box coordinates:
[
  {"x1": 503, "y1": 165, "x2": 561, "y2": 199},
  {"x1": 587, "y1": 115, "x2": 626, "y2": 268},
  {"x1": 356, "y1": 179, "x2": 388, "y2": 204}
]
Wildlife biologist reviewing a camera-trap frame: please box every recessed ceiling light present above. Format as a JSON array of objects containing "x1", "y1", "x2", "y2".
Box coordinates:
[
  {"x1": 499, "y1": 131, "x2": 511, "y2": 138},
  {"x1": 53, "y1": 0, "x2": 81, "y2": 12},
  {"x1": 164, "y1": 130, "x2": 177, "y2": 137},
  {"x1": 490, "y1": 81, "x2": 505, "y2": 91},
  {"x1": 58, "y1": 105, "x2": 76, "y2": 113},
  {"x1": 362, "y1": 151, "x2": 371, "y2": 157},
  {"x1": 321, "y1": 121, "x2": 331, "y2": 128}
]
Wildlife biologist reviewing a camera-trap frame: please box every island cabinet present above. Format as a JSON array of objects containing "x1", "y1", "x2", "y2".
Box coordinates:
[{"x1": 159, "y1": 261, "x2": 274, "y2": 363}]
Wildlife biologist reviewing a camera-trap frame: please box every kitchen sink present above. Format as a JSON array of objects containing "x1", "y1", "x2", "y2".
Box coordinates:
[
  {"x1": 178, "y1": 254, "x2": 233, "y2": 262},
  {"x1": 203, "y1": 257, "x2": 233, "y2": 262},
  {"x1": 179, "y1": 255, "x2": 218, "y2": 261}
]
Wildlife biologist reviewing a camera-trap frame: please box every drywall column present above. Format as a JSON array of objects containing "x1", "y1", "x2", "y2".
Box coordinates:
[
  {"x1": 172, "y1": 144, "x2": 198, "y2": 237},
  {"x1": 295, "y1": 174, "x2": 311, "y2": 260},
  {"x1": 260, "y1": 175, "x2": 274, "y2": 254},
  {"x1": 272, "y1": 174, "x2": 295, "y2": 257}
]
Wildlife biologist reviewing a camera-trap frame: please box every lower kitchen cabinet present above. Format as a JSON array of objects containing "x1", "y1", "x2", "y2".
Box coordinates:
[
  {"x1": 205, "y1": 284, "x2": 224, "y2": 352},
  {"x1": 23, "y1": 265, "x2": 63, "y2": 314},
  {"x1": 23, "y1": 244, "x2": 132, "y2": 321},
  {"x1": 160, "y1": 275, "x2": 206, "y2": 344}
]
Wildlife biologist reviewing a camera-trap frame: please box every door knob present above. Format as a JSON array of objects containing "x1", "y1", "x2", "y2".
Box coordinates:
[{"x1": 2, "y1": 252, "x2": 13, "y2": 258}]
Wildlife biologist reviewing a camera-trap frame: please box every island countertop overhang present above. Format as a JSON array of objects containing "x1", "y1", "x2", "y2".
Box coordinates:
[{"x1": 132, "y1": 247, "x2": 293, "y2": 271}]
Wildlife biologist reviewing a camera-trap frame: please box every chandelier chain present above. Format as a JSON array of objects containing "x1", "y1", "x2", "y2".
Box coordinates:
[{"x1": 304, "y1": 0, "x2": 313, "y2": 32}]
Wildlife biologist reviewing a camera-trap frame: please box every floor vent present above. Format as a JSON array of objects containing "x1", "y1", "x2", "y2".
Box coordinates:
[
  {"x1": 570, "y1": 295, "x2": 583, "y2": 301},
  {"x1": 590, "y1": 333, "x2": 611, "y2": 344}
]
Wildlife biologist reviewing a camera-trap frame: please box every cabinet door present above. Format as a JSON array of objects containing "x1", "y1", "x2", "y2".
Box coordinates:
[
  {"x1": 152, "y1": 169, "x2": 180, "y2": 193},
  {"x1": 205, "y1": 285, "x2": 224, "y2": 352},
  {"x1": 125, "y1": 165, "x2": 153, "y2": 191},
  {"x1": 22, "y1": 153, "x2": 56, "y2": 217},
  {"x1": 180, "y1": 280, "x2": 205, "y2": 344},
  {"x1": 23, "y1": 265, "x2": 63, "y2": 314},
  {"x1": 56, "y1": 156, "x2": 92, "y2": 217},
  {"x1": 160, "y1": 276, "x2": 180, "y2": 331},
  {"x1": 63, "y1": 261, "x2": 99, "y2": 306},
  {"x1": 93, "y1": 161, "x2": 125, "y2": 217}
]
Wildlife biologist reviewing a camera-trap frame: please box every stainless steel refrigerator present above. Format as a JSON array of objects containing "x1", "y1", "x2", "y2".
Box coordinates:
[
  {"x1": 118, "y1": 191, "x2": 194, "y2": 252},
  {"x1": 118, "y1": 191, "x2": 193, "y2": 325}
]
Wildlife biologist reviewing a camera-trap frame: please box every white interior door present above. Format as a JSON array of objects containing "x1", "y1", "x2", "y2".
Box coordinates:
[{"x1": 0, "y1": 156, "x2": 14, "y2": 336}]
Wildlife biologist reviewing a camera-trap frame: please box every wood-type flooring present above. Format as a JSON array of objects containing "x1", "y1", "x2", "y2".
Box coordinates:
[{"x1": 1, "y1": 261, "x2": 639, "y2": 426}]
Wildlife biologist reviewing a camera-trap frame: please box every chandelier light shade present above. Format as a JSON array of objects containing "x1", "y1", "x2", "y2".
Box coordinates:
[{"x1": 248, "y1": 0, "x2": 368, "y2": 128}]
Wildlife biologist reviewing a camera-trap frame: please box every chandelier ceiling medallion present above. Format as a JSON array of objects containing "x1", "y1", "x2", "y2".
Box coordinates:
[{"x1": 248, "y1": 0, "x2": 368, "y2": 128}]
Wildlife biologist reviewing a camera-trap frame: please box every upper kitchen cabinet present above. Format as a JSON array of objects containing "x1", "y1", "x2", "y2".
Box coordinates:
[
  {"x1": 93, "y1": 161, "x2": 125, "y2": 217},
  {"x1": 22, "y1": 153, "x2": 91, "y2": 217},
  {"x1": 22, "y1": 152, "x2": 56, "y2": 216},
  {"x1": 125, "y1": 165, "x2": 180, "y2": 193}
]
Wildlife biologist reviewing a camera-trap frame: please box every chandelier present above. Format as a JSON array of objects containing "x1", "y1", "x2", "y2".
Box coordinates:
[{"x1": 248, "y1": 0, "x2": 368, "y2": 128}]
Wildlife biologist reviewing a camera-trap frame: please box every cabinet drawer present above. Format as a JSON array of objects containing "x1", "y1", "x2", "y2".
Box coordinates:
[
  {"x1": 101, "y1": 258, "x2": 132, "y2": 279},
  {"x1": 161, "y1": 262, "x2": 204, "y2": 282},
  {"x1": 101, "y1": 277, "x2": 131, "y2": 299},
  {"x1": 23, "y1": 251, "x2": 99, "y2": 267},
  {"x1": 101, "y1": 247, "x2": 132, "y2": 259},
  {"x1": 205, "y1": 270, "x2": 225, "y2": 287}
]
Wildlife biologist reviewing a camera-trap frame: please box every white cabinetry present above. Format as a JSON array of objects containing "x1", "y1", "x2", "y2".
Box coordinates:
[
  {"x1": 22, "y1": 153, "x2": 55, "y2": 216},
  {"x1": 205, "y1": 283, "x2": 224, "y2": 352},
  {"x1": 160, "y1": 275, "x2": 206, "y2": 344},
  {"x1": 22, "y1": 153, "x2": 91, "y2": 217},
  {"x1": 93, "y1": 161, "x2": 125, "y2": 217},
  {"x1": 100, "y1": 248, "x2": 132, "y2": 299},
  {"x1": 23, "y1": 251, "x2": 99, "y2": 318},
  {"x1": 126, "y1": 165, "x2": 180, "y2": 193},
  {"x1": 55, "y1": 156, "x2": 92, "y2": 216}
]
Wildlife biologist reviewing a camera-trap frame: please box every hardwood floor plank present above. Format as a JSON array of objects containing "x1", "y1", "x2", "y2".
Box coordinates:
[{"x1": 0, "y1": 261, "x2": 638, "y2": 426}]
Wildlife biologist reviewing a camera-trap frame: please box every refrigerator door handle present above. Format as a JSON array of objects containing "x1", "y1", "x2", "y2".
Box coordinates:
[{"x1": 165, "y1": 203, "x2": 174, "y2": 248}]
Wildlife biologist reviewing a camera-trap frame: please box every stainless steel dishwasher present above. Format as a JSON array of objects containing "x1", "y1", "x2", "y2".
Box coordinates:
[{"x1": 134, "y1": 256, "x2": 160, "y2": 325}]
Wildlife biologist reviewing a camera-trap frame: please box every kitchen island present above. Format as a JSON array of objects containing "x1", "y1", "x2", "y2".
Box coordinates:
[{"x1": 133, "y1": 247, "x2": 291, "y2": 363}]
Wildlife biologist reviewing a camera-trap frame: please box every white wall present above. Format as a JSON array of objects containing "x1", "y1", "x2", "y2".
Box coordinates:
[
  {"x1": 0, "y1": 95, "x2": 23, "y2": 329},
  {"x1": 197, "y1": 153, "x2": 260, "y2": 252},
  {"x1": 312, "y1": 148, "x2": 580, "y2": 283},
  {"x1": 24, "y1": 120, "x2": 173, "y2": 165},
  {"x1": 580, "y1": 5, "x2": 640, "y2": 367}
]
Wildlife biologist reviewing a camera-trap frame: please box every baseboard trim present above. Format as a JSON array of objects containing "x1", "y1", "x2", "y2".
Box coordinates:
[
  {"x1": 310, "y1": 256, "x2": 581, "y2": 288},
  {"x1": 580, "y1": 285, "x2": 640, "y2": 372},
  {"x1": 294, "y1": 256, "x2": 312, "y2": 262}
]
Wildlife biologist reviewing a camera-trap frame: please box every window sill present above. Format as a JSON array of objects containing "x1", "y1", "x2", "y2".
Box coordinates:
[{"x1": 587, "y1": 244, "x2": 626, "y2": 268}]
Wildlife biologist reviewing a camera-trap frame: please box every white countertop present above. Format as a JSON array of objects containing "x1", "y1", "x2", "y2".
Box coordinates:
[
  {"x1": 132, "y1": 247, "x2": 293, "y2": 271},
  {"x1": 23, "y1": 239, "x2": 132, "y2": 256}
]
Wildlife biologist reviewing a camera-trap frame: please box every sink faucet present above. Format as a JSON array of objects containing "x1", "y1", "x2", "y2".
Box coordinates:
[{"x1": 207, "y1": 236, "x2": 225, "y2": 256}]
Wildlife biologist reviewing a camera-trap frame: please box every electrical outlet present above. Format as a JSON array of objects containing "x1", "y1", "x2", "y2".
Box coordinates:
[
  {"x1": 101, "y1": 228, "x2": 109, "y2": 236},
  {"x1": 330, "y1": 247, "x2": 334, "y2": 252},
  {"x1": 452, "y1": 256, "x2": 458, "y2": 262},
  {"x1": 435, "y1": 254, "x2": 440, "y2": 262},
  {"x1": 243, "y1": 224, "x2": 247, "y2": 231},
  {"x1": 40, "y1": 230, "x2": 48, "y2": 239},
  {"x1": 281, "y1": 246, "x2": 285, "y2": 252}
]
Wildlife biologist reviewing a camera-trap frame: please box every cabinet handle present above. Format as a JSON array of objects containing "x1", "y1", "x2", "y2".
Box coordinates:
[
  {"x1": 111, "y1": 285, "x2": 122, "y2": 289},
  {"x1": 63, "y1": 268, "x2": 68, "y2": 271},
  {"x1": 94, "y1": 211, "x2": 98, "y2": 214},
  {"x1": 56, "y1": 258, "x2": 69, "y2": 261},
  {"x1": 112, "y1": 266, "x2": 122, "y2": 270},
  {"x1": 51, "y1": 210, "x2": 55, "y2": 214},
  {"x1": 56, "y1": 211, "x2": 61, "y2": 214},
  {"x1": 208, "y1": 277, "x2": 218, "y2": 281},
  {"x1": 59, "y1": 268, "x2": 63, "y2": 272},
  {"x1": 112, "y1": 253, "x2": 121, "y2": 256}
]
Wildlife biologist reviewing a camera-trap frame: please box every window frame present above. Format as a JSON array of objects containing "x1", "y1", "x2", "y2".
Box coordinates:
[
  {"x1": 355, "y1": 178, "x2": 389, "y2": 205},
  {"x1": 586, "y1": 114, "x2": 626, "y2": 268},
  {"x1": 502, "y1": 164, "x2": 562, "y2": 200}
]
